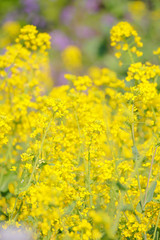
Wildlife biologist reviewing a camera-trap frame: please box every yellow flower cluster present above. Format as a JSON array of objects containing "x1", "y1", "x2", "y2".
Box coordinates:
[
  {"x1": 65, "y1": 74, "x2": 92, "y2": 91},
  {"x1": 88, "y1": 66, "x2": 125, "y2": 89},
  {"x1": 16, "y1": 25, "x2": 51, "y2": 52},
  {"x1": 0, "y1": 114, "x2": 11, "y2": 148},
  {"x1": 110, "y1": 21, "x2": 143, "y2": 62},
  {"x1": 1, "y1": 22, "x2": 160, "y2": 240},
  {"x1": 126, "y1": 62, "x2": 160, "y2": 82}
]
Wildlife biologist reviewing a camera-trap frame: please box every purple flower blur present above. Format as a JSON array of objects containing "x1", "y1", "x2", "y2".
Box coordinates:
[
  {"x1": 50, "y1": 30, "x2": 73, "y2": 50},
  {"x1": 75, "y1": 26, "x2": 97, "y2": 39},
  {"x1": 31, "y1": 15, "x2": 46, "y2": 28},
  {"x1": 22, "y1": 0, "x2": 39, "y2": 14},
  {"x1": 85, "y1": 0, "x2": 101, "y2": 12},
  {"x1": 60, "y1": 6, "x2": 75, "y2": 25},
  {"x1": 101, "y1": 14, "x2": 117, "y2": 27},
  {"x1": 57, "y1": 72, "x2": 68, "y2": 86},
  {"x1": 3, "y1": 11, "x2": 18, "y2": 23}
]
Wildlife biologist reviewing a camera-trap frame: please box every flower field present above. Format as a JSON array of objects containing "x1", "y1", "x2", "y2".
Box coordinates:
[
  {"x1": 0, "y1": 20, "x2": 160, "y2": 240},
  {"x1": 1, "y1": 1, "x2": 160, "y2": 240}
]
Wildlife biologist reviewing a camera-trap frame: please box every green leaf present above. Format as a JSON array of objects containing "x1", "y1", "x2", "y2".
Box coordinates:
[
  {"x1": 156, "y1": 143, "x2": 160, "y2": 147},
  {"x1": 27, "y1": 216, "x2": 35, "y2": 224},
  {"x1": 146, "y1": 181, "x2": 157, "y2": 204},
  {"x1": 0, "y1": 173, "x2": 16, "y2": 193},
  {"x1": 136, "y1": 201, "x2": 143, "y2": 213},
  {"x1": 116, "y1": 181, "x2": 127, "y2": 191},
  {"x1": 0, "y1": 210, "x2": 8, "y2": 218},
  {"x1": 153, "y1": 199, "x2": 160, "y2": 203},
  {"x1": 136, "y1": 181, "x2": 157, "y2": 212},
  {"x1": 120, "y1": 127, "x2": 128, "y2": 132},
  {"x1": 63, "y1": 201, "x2": 76, "y2": 216},
  {"x1": 121, "y1": 204, "x2": 132, "y2": 211},
  {"x1": 132, "y1": 145, "x2": 139, "y2": 158},
  {"x1": 100, "y1": 233, "x2": 115, "y2": 240}
]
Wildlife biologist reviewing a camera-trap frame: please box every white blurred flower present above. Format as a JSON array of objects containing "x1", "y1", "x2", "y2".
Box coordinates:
[{"x1": 0, "y1": 226, "x2": 33, "y2": 240}]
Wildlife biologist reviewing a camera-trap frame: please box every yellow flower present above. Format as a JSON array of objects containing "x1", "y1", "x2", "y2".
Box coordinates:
[{"x1": 62, "y1": 45, "x2": 82, "y2": 71}]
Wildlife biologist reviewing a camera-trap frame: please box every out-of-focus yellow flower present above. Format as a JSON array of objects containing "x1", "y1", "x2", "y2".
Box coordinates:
[
  {"x1": 0, "y1": 21, "x2": 20, "y2": 47},
  {"x1": 8, "y1": 183, "x2": 15, "y2": 194},
  {"x1": 3, "y1": 21, "x2": 20, "y2": 37},
  {"x1": 151, "y1": 9, "x2": 160, "y2": 21},
  {"x1": 128, "y1": 1, "x2": 147, "y2": 19},
  {"x1": 62, "y1": 45, "x2": 82, "y2": 71}
]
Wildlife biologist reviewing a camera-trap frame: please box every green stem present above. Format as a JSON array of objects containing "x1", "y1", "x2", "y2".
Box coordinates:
[
  {"x1": 26, "y1": 118, "x2": 52, "y2": 189},
  {"x1": 13, "y1": 200, "x2": 23, "y2": 221},
  {"x1": 10, "y1": 197, "x2": 18, "y2": 220},
  {"x1": 88, "y1": 143, "x2": 92, "y2": 208},
  {"x1": 128, "y1": 47, "x2": 134, "y2": 64},
  {"x1": 143, "y1": 146, "x2": 158, "y2": 209},
  {"x1": 112, "y1": 192, "x2": 124, "y2": 234},
  {"x1": 153, "y1": 210, "x2": 160, "y2": 240}
]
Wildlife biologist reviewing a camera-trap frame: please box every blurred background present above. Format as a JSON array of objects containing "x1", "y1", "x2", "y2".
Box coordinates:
[{"x1": 1, "y1": 0, "x2": 160, "y2": 85}]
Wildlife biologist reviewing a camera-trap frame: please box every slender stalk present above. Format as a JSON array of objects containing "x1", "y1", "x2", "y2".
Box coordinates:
[
  {"x1": 153, "y1": 210, "x2": 160, "y2": 240},
  {"x1": 74, "y1": 109, "x2": 84, "y2": 163},
  {"x1": 127, "y1": 46, "x2": 134, "y2": 64},
  {"x1": 130, "y1": 104, "x2": 143, "y2": 208},
  {"x1": 131, "y1": 122, "x2": 135, "y2": 146},
  {"x1": 13, "y1": 201, "x2": 23, "y2": 221},
  {"x1": 112, "y1": 192, "x2": 124, "y2": 234},
  {"x1": 143, "y1": 146, "x2": 158, "y2": 209},
  {"x1": 10, "y1": 197, "x2": 18, "y2": 220},
  {"x1": 26, "y1": 118, "x2": 52, "y2": 189},
  {"x1": 88, "y1": 143, "x2": 93, "y2": 207}
]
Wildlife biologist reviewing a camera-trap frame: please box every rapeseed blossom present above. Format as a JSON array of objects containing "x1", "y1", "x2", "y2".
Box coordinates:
[
  {"x1": 1, "y1": 22, "x2": 160, "y2": 240},
  {"x1": 110, "y1": 21, "x2": 143, "y2": 64}
]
